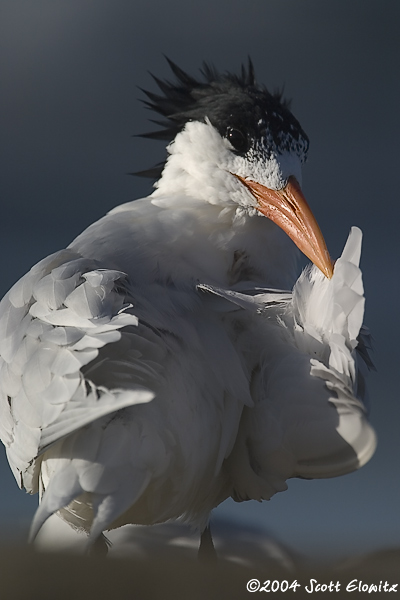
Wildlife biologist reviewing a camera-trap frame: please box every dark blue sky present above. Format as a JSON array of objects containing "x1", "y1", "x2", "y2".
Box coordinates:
[{"x1": 1, "y1": 0, "x2": 399, "y2": 558}]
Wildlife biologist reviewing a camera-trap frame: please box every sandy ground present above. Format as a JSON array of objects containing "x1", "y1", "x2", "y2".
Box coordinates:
[
  {"x1": 0, "y1": 544, "x2": 399, "y2": 600},
  {"x1": 0, "y1": 520, "x2": 398, "y2": 599}
]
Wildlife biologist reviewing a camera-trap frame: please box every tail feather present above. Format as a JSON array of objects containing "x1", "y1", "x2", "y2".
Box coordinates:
[
  {"x1": 88, "y1": 470, "x2": 151, "y2": 543},
  {"x1": 29, "y1": 464, "x2": 82, "y2": 542}
]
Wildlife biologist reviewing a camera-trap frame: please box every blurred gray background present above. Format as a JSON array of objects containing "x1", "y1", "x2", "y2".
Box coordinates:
[{"x1": 1, "y1": 0, "x2": 399, "y2": 560}]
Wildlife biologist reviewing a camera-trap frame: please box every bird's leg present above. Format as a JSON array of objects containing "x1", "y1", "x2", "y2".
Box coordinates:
[
  {"x1": 198, "y1": 524, "x2": 218, "y2": 561},
  {"x1": 88, "y1": 533, "x2": 110, "y2": 558}
]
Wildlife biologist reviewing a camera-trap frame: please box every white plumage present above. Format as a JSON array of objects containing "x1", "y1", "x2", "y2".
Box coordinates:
[{"x1": 0, "y1": 60, "x2": 376, "y2": 549}]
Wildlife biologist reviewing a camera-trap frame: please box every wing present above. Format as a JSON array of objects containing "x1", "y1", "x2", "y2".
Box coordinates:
[
  {"x1": 0, "y1": 249, "x2": 154, "y2": 493},
  {"x1": 0, "y1": 244, "x2": 252, "y2": 543},
  {"x1": 223, "y1": 227, "x2": 377, "y2": 501}
]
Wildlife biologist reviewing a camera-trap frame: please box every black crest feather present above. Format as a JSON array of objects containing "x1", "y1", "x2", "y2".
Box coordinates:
[
  {"x1": 139, "y1": 57, "x2": 271, "y2": 141},
  {"x1": 134, "y1": 58, "x2": 308, "y2": 180}
]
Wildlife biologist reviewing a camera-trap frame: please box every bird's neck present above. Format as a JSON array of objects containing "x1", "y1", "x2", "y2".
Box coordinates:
[
  {"x1": 148, "y1": 139, "x2": 299, "y2": 289},
  {"x1": 147, "y1": 192, "x2": 299, "y2": 291},
  {"x1": 151, "y1": 123, "x2": 243, "y2": 208}
]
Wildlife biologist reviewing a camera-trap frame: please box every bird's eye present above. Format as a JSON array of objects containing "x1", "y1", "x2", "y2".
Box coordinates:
[{"x1": 226, "y1": 127, "x2": 248, "y2": 153}]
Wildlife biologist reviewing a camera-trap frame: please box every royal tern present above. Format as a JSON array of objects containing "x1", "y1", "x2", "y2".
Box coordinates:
[{"x1": 0, "y1": 59, "x2": 376, "y2": 551}]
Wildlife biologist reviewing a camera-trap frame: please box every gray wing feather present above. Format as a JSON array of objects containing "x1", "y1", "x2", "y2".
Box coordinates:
[{"x1": 0, "y1": 250, "x2": 154, "y2": 493}]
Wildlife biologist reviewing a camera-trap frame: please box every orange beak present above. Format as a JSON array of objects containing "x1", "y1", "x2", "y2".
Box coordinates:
[{"x1": 234, "y1": 174, "x2": 334, "y2": 279}]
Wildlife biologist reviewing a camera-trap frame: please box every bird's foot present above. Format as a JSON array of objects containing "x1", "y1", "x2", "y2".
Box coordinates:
[
  {"x1": 87, "y1": 533, "x2": 111, "y2": 558},
  {"x1": 198, "y1": 525, "x2": 218, "y2": 562}
]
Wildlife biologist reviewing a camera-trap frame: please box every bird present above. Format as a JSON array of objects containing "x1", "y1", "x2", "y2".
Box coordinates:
[{"x1": 0, "y1": 58, "x2": 376, "y2": 554}]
